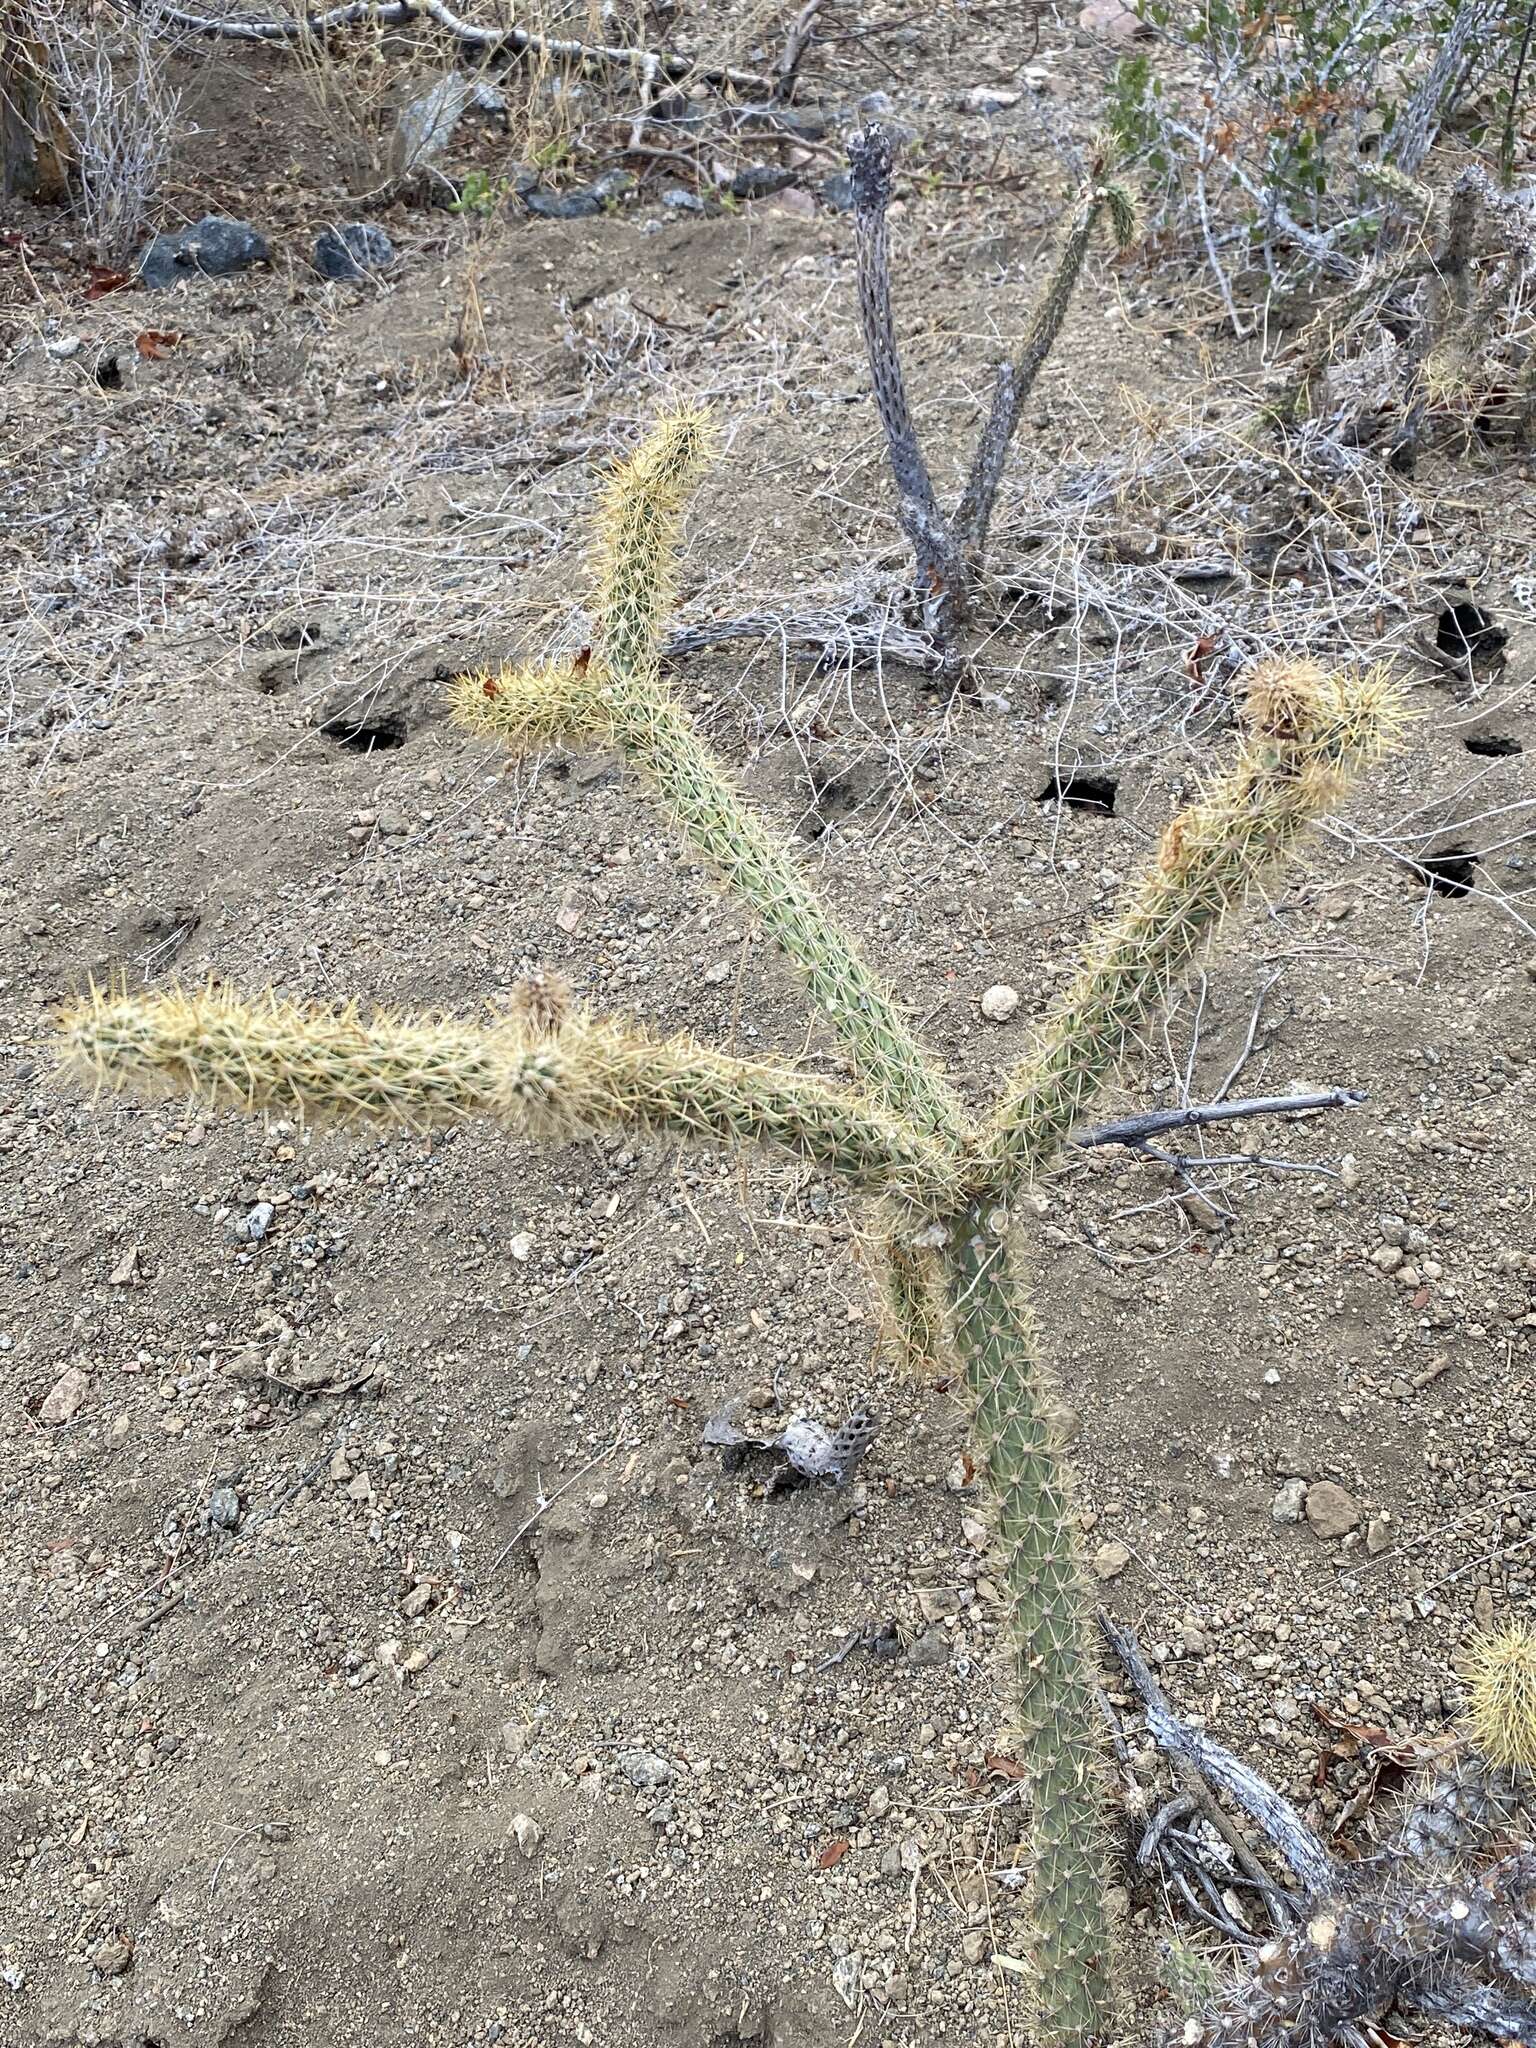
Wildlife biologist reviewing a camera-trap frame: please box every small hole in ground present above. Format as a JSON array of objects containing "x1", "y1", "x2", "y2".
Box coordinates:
[
  {"x1": 319, "y1": 711, "x2": 408, "y2": 753},
  {"x1": 1412, "y1": 846, "x2": 1479, "y2": 899},
  {"x1": 93, "y1": 354, "x2": 124, "y2": 390},
  {"x1": 1464, "y1": 732, "x2": 1523, "y2": 758},
  {"x1": 1037, "y1": 769, "x2": 1118, "y2": 816},
  {"x1": 1435, "y1": 601, "x2": 1506, "y2": 666}
]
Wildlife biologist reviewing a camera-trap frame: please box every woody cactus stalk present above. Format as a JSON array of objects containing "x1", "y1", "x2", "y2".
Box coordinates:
[
  {"x1": 847, "y1": 124, "x2": 1138, "y2": 655},
  {"x1": 1106, "y1": 1614, "x2": 1536, "y2": 2045},
  {"x1": 58, "y1": 413, "x2": 1405, "y2": 2048}
]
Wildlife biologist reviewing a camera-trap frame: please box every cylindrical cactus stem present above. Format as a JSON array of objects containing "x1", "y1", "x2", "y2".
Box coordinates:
[
  {"x1": 877, "y1": 1231, "x2": 948, "y2": 1374},
  {"x1": 983, "y1": 660, "x2": 1405, "y2": 1184},
  {"x1": 943, "y1": 1201, "x2": 1111, "y2": 2047},
  {"x1": 847, "y1": 122, "x2": 969, "y2": 644},
  {"x1": 59, "y1": 982, "x2": 570, "y2": 1131},
  {"x1": 593, "y1": 403, "x2": 715, "y2": 681},
  {"x1": 445, "y1": 660, "x2": 613, "y2": 756},
  {"x1": 58, "y1": 985, "x2": 957, "y2": 1203},
  {"x1": 956, "y1": 179, "x2": 1137, "y2": 563},
  {"x1": 597, "y1": 680, "x2": 971, "y2": 1147},
  {"x1": 1462, "y1": 1623, "x2": 1536, "y2": 1779}
]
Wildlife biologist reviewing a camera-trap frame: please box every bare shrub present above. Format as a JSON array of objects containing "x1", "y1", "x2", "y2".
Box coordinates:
[{"x1": 23, "y1": 0, "x2": 183, "y2": 266}]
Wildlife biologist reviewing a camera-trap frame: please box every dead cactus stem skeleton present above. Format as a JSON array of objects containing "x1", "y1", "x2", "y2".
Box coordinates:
[
  {"x1": 847, "y1": 123, "x2": 1138, "y2": 656},
  {"x1": 61, "y1": 412, "x2": 1404, "y2": 2048}
]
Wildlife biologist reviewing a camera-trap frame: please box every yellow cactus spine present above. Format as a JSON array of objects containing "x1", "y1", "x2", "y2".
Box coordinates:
[{"x1": 1462, "y1": 1623, "x2": 1536, "y2": 1776}]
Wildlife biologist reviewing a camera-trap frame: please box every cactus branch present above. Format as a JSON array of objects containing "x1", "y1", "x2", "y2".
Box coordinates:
[
  {"x1": 945, "y1": 1204, "x2": 1110, "y2": 2045},
  {"x1": 58, "y1": 985, "x2": 959, "y2": 1202},
  {"x1": 955, "y1": 182, "x2": 1137, "y2": 563},
  {"x1": 449, "y1": 412, "x2": 969, "y2": 1148},
  {"x1": 983, "y1": 661, "x2": 1406, "y2": 1185},
  {"x1": 593, "y1": 404, "x2": 715, "y2": 682},
  {"x1": 847, "y1": 124, "x2": 969, "y2": 647},
  {"x1": 593, "y1": 684, "x2": 970, "y2": 1144},
  {"x1": 877, "y1": 1233, "x2": 949, "y2": 1373}
]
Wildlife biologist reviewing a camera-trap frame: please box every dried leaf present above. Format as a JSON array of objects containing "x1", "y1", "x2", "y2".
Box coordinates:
[
  {"x1": 983, "y1": 1752, "x2": 1029, "y2": 1781},
  {"x1": 134, "y1": 328, "x2": 182, "y2": 359},
  {"x1": 85, "y1": 265, "x2": 131, "y2": 300},
  {"x1": 817, "y1": 1838, "x2": 850, "y2": 1868}
]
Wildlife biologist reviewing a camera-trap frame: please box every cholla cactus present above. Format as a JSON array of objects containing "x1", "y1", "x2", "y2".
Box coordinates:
[{"x1": 60, "y1": 413, "x2": 1403, "y2": 2048}]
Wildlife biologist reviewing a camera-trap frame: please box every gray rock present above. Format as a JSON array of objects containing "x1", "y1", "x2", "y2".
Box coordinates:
[
  {"x1": 1270, "y1": 1477, "x2": 1308, "y2": 1524},
  {"x1": 619, "y1": 1747, "x2": 672, "y2": 1789},
  {"x1": 138, "y1": 215, "x2": 270, "y2": 290},
  {"x1": 232, "y1": 1200, "x2": 275, "y2": 1244},
  {"x1": 660, "y1": 187, "x2": 706, "y2": 214},
  {"x1": 730, "y1": 164, "x2": 798, "y2": 200},
  {"x1": 202, "y1": 1485, "x2": 241, "y2": 1533},
  {"x1": 819, "y1": 172, "x2": 857, "y2": 212},
  {"x1": 314, "y1": 222, "x2": 395, "y2": 280},
  {"x1": 906, "y1": 1627, "x2": 949, "y2": 1668},
  {"x1": 524, "y1": 171, "x2": 633, "y2": 219}
]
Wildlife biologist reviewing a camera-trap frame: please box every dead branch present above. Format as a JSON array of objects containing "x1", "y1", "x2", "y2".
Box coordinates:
[
  {"x1": 774, "y1": 0, "x2": 822, "y2": 100},
  {"x1": 663, "y1": 608, "x2": 946, "y2": 674},
  {"x1": 125, "y1": 0, "x2": 774, "y2": 94},
  {"x1": 1074, "y1": 1087, "x2": 1364, "y2": 1153},
  {"x1": 1101, "y1": 1614, "x2": 1536, "y2": 2048}
]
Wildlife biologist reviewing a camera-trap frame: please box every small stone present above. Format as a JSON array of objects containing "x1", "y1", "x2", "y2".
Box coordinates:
[
  {"x1": 906, "y1": 1628, "x2": 949, "y2": 1668},
  {"x1": 1271, "y1": 1478, "x2": 1308, "y2": 1524},
  {"x1": 1371, "y1": 1245, "x2": 1404, "y2": 1273},
  {"x1": 960, "y1": 1930, "x2": 990, "y2": 1965},
  {"x1": 399, "y1": 1582, "x2": 434, "y2": 1618},
  {"x1": 202, "y1": 1485, "x2": 241, "y2": 1533},
  {"x1": 1474, "y1": 1586, "x2": 1496, "y2": 1632},
  {"x1": 510, "y1": 1811, "x2": 541, "y2": 1857},
  {"x1": 231, "y1": 1200, "x2": 275, "y2": 1244},
  {"x1": 1091, "y1": 1540, "x2": 1132, "y2": 1580},
  {"x1": 1304, "y1": 1481, "x2": 1361, "y2": 1540},
  {"x1": 729, "y1": 164, "x2": 797, "y2": 200},
  {"x1": 314, "y1": 221, "x2": 395, "y2": 280},
  {"x1": 660, "y1": 187, "x2": 706, "y2": 213},
  {"x1": 619, "y1": 1748, "x2": 672, "y2": 1789},
  {"x1": 818, "y1": 171, "x2": 857, "y2": 211},
  {"x1": 965, "y1": 86, "x2": 1021, "y2": 113},
  {"x1": 375, "y1": 808, "x2": 409, "y2": 836},
  {"x1": 980, "y1": 983, "x2": 1019, "y2": 1022},
  {"x1": 1078, "y1": 0, "x2": 1148, "y2": 37},
  {"x1": 39, "y1": 1365, "x2": 90, "y2": 1425},
  {"x1": 524, "y1": 171, "x2": 633, "y2": 219},
  {"x1": 703, "y1": 960, "x2": 731, "y2": 984},
  {"x1": 1365, "y1": 1517, "x2": 1392, "y2": 1557},
  {"x1": 508, "y1": 1231, "x2": 534, "y2": 1262},
  {"x1": 138, "y1": 215, "x2": 269, "y2": 289},
  {"x1": 917, "y1": 1587, "x2": 962, "y2": 1620},
  {"x1": 90, "y1": 1933, "x2": 132, "y2": 1977}
]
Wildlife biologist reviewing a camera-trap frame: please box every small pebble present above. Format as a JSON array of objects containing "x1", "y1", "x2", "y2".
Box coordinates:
[
  {"x1": 980, "y1": 984, "x2": 1019, "y2": 1022},
  {"x1": 1304, "y1": 1481, "x2": 1361, "y2": 1540}
]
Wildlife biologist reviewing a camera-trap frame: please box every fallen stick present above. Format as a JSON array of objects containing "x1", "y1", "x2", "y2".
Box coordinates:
[{"x1": 126, "y1": 0, "x2": 774, "y2": 94}]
